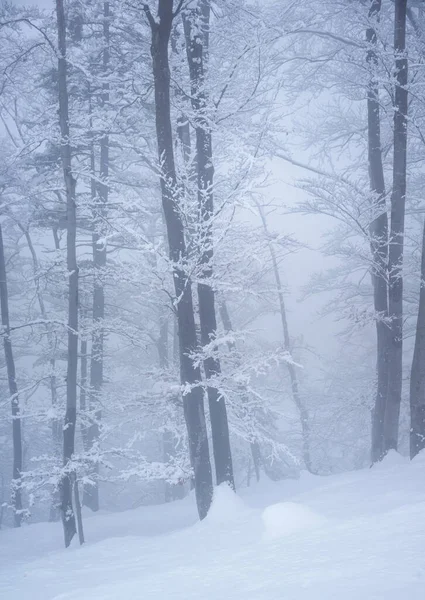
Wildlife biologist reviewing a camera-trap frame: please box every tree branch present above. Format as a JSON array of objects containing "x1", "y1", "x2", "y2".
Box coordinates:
[{"x1": 142, "y1": 3, "x2": 157, "y2": 30}]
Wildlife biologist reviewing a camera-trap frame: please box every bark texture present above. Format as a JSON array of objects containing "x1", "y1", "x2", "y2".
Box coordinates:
[
  {"x1": 183, "y1": 2, "x2": 234, "y2": 489},
  {"x1": 56, "y1": 0, "x2": 79, "y2": 547},
  {"x1": 410, "y1": 218, "x2": 425, "y2": 458},
  {"x1": 0, "y1": 223, "x2": 22, "y2": 527},
  {"x1": 144, "y1": 0, "x2": 213, "y2": 520},
  {"x1": 366, "y1": 0, "x2": 390, "y2": 463},
  {"x1": 385, "y1": 0, "x2": 408, "y2": 453},
  {"x1": 85, "y1": 1, "x2": 110, "y2": 513}
]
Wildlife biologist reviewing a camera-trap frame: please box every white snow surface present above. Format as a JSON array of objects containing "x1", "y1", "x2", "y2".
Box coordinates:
[{"x1": 1, "y1": 450, "x2": 425, "y2": 599}]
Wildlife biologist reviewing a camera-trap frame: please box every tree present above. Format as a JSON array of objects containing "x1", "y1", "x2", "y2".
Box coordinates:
[
  {"x1": 84, "y1": 0, "x2": 111, "y2": 514},
  {"x1": 366, "y1": 0, "x2": 390, "y2": 463},
  {"x1": 56, "y1": 0, "x2": 80, "y2": 547},
  {"x1": 385, "y1": 0, "x2": 408, "y2": 453},
  {"x1": 143, "y1": 0, "x2": 213, "y2": 520},
  {"x1": 0, "y1": 222, "x2": 22, "y2": 527},
  {"x1": 182, "y1": 1, "x2": 234, "y2": 489},
  {"x1": 256, "y1": 203, "x2": 312, "y2": 472},
  {"x1": 409, "y1": 217, "x2": 425, "y2": 458}
]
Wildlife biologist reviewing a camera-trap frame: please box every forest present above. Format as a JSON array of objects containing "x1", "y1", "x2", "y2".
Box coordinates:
[{"x1": 0, "y1": 1, "x2": 425, "y2": 597}]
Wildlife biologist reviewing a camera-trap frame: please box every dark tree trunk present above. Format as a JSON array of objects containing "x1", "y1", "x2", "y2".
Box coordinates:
[
  {"x1": 385, "y1": 0, "x2": 408, "y2": 453},
  {"x1": 19, "y1": 225, "x2": 61, "y2": 519},
  {"x1": 183, "y1": 2, "x2": 235, "y2": 490},
  {"x1": 79, "y1": 331, "x2": 89, "y2": 452},
  {"x1": 85, "y1": 1, "x2": 110, "y2": 513},
  {"x1": 51, "y1": 229, "x2": 62, "y2": 512},
  {"x1": 219, "y1": 299, "x2": 261, "y2": 482},
  {"x1": 73, "y1": 474, "x2": 85, "y2": 545},
  {"x1": 157, "y1": 317, "x2": 185, "y2": 502},
  {"x1": 257, "y1": 206, "x2": 313, "y2": 472},
  {"x1": 144, "y1": 0, "x2": 213, "y2": 520},
  {"x1": 56, "y1": 0, "x2": 79, "y2": 548},
  {"x1": 366, "y1": 0, "x2": 390, "y2": 464},
  {"x1": 0, "y1": 224, "x2": 22, "y2": 527},
  {"x1": 410, "y1": 218, "x2": 425, "y2": 458}
]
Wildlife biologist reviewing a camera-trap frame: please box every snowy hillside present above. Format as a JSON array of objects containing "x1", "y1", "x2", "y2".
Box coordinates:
[{"x1": 1, "y1": 451, "x2": 424, "y2": 600}]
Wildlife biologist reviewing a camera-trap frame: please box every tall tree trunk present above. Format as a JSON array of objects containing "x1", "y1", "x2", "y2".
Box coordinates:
[
  {"x1": 18, "y1": 224, "x2": 61, "y2": 517},
  {"x1": 51, "y1": 228, "x2": 62, "y2": 514},
  {"x1": 257, "y1": 206, "x2": 313, "y2": 472},
  {"x1": 56, "y1": 0, "x2": 79, "y2": 548},
  {"x1": 80, "y1": 328, "x2": 89, "y2": 452},
  {"x1": 385, "y1": 0, "x2": 408, "y2": 453},
  {"x1": 218, "y1": 299, "x2": 261, "y2": 482},
  {"x1": 410, "y1": 218, "x2": 425, "y2": 458},
  {"x1": 366, "y1": 0, "x2": 390, "y2": 463},
  {"x1": 183, "y1": 2, "x2": 235, "y2": 489},
  {"x1": 85, "y1": 1, "x2": 110, "y2": 513},
  {"x1": 0, "y1": 223, "x2": 22, "y2": 527},
  {"x1": 157, "y1": 316, "x2": 185, "y2": 501},
  {"x1": 144, "y1": 0, "x2": 213, "y2": 520}
]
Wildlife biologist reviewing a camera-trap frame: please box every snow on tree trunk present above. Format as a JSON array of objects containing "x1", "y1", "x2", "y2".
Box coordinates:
[
  {"x1": 183, "y1": 2, "x2": 235, "y2": 490},
  {"x1": 385, "y1": 0, "x2": 408, "y2": 453},
  {"x1": 366, "y1": 0, "x2": 390, "y2": 464},
  {"x1": 144, "y1": 0, "x2": 213, "y2": 521},
  {"x1": 0, "y1": 223, "x2": 22, "y2": 527},
  {"x1": 85, "y1": 1, "x2": 110, "y2": 514},
  {"x1": 218, "y1": 299, "x2": 261, "y2": 482},
  {"x1": 56, "y1": 0, "x2": 79, "y2": 548},
  {"x1": 410, "y1": 216, "x2": 425, "y2": 458}
]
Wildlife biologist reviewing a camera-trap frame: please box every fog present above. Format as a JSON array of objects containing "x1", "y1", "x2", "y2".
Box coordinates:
[{"x1": 0, "y1": 0, "x2": 421, "y2": 583}]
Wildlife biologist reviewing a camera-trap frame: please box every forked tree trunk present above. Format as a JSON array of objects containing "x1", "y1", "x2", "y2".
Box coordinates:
[
  {"x1": 183, "y1": 2, "x2": 235, "y2": 490},
  {"x1": 144, "y1": 0, "x2": 213, "y2": 520},
  {"x1": 385, "y1": 0, "x2": 408, "y2": 453},
  {"x1": 56, "y1": 0, "x2": 80, "y2": 548},
  {"x1": 0, "y1": 223, "x2": 22, "y2": 527},
  {"x1": 366, "y1": 0, "x2": 390, "y2": 464}
]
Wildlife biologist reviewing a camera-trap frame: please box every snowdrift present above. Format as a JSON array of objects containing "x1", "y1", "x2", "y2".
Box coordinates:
[{"x1": 1, "y1": 451, "x2": 425, "y2": 599}]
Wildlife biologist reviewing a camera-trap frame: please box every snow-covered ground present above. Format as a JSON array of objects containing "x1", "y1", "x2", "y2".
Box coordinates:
[{"x1": 1, "y1": 451, "x2": 425, "y2": 599}]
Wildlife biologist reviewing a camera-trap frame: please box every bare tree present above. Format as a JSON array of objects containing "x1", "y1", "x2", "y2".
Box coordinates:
[
  {"x1": 183, "y1": 1, "x2": 235, "y2": 489},
  {"x1": 385, "y1": 0, "x2": 408, "y2": 452},
  {"x1": 257, "y1": 205, "x2": 313, "y2": 473},
  {"x1": 85, "y1": 0, "x2": 111, "y2": 513},
  {"x1": 0, "y1": 222, "x2": 22, "y2": 527},
  {"x1": 56, "y1": 0, "x2": 80, "y2": 547},
  {"x1": 410, "y1": 217, "x2": 425, "y2": 458},
  {"x1": 366, "y1": 0, "x2": 390, "y2": 463},
  {"x1": 143, "y1": 0, "x2": 213, "y2": 520}
]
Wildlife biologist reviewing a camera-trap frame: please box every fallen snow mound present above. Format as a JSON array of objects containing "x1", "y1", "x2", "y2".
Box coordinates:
[
  {"x1": 373, "y1": 449, "x2": 408, "y2": 470},
  {"x1": 205, "y1": 483, "x2": 247, "y2": 524},
  {"x1": 262, "y1": 501, "x2": 327, "y2": 540}
]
